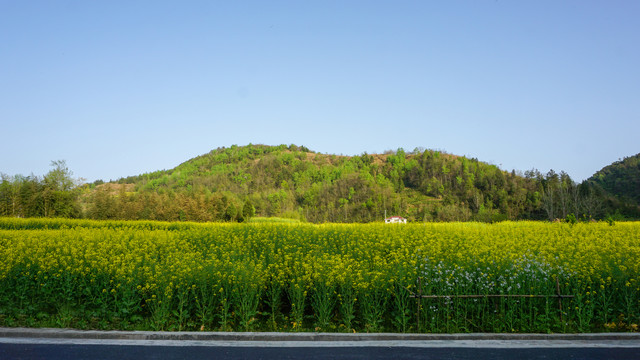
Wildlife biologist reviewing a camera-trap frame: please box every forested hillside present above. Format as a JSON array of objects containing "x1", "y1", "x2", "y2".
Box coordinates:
[
  {"x1": 1, "y1": 144, "x2": 634, "y2": 222},
  {"x1": 85, "y1": 144, "x2": 542, "y2": 222},
  {"x1": 587, "y1": 153, "x2": 640, "y2": 219}
]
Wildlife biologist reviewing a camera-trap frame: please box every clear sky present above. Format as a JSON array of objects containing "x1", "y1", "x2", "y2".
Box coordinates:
[{"x1": 1, "y1": 1, "x2": 638, "y2": 183}]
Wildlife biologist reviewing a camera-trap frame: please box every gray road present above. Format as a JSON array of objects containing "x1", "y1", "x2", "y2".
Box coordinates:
[
  {"x1": 1, "y1": 329, "x2": 640, "y2": 360},
  {"x1": 2, "y1": 344, "x2": 640, "y2": 360}
]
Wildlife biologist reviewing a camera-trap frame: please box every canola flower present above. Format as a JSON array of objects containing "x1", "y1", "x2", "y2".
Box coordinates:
[{"x1": 0, "y1": 218, "x2": 638, "y2": 332}]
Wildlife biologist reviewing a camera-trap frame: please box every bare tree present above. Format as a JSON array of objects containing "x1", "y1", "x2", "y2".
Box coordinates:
[
  {"x1": 581, "y1": 190, "x2": 603, "y2": 219},
  {"x1": 542, "y1": 186, "x2": 555, "y2": 221}
]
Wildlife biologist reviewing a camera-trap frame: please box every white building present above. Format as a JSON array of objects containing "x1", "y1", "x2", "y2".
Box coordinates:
[{"x1": 385, "y1": 216, "x2": 407, "y2": 224}]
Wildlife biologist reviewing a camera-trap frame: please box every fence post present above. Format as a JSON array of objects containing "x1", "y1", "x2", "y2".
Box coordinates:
[
  {"x1": 556, "y1": 276, "x2": 563, "y2": 322},
  {"x1": 416, "y1": 277, "x2": 422, "y2": 332}
]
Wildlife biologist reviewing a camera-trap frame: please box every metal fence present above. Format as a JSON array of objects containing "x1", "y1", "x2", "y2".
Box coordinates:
[{"x1": 408, "y1": 276, "x2": 574, "y2": 331}]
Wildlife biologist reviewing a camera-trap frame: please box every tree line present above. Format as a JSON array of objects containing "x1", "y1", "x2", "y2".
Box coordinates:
[
  {"x1": 1, "y1": 145, "x2": 637, "y2": 222},
  {"x1": 0, "y1": 160, "x2": 81, "y2": 219}
]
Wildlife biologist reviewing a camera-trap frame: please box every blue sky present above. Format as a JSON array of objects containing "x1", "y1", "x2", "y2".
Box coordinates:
[{"x1": 1, "y1": 1, "x2": 638, "y2": 183}]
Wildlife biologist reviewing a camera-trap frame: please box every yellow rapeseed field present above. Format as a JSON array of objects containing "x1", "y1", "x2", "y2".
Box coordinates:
[{"x1": 0, "y1": 218, "x2": 638, "y2": 332}]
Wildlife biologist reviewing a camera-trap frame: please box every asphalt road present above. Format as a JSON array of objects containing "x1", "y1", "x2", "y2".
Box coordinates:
[
  {"x1": 1, "y1": 329, "x2": 640, "y2": 360},
  {"x1": 2, "y1": 338, "x2": 640, "y2": 360},
  {"x1": 2, "y1": 344, "x2": 640, "y2": 360}
]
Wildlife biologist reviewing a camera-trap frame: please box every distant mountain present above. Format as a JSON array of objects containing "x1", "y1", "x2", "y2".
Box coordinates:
[{"x1": 587, "y1": 153, "x2": 640, "y2": 217}]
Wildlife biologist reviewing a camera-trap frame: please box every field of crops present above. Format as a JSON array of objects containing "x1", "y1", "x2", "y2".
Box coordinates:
[{"x1": 0, "y1": 217, "x2": 638, "y2": 333}]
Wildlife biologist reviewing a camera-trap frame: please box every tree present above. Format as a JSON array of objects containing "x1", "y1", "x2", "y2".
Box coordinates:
[
  {"x1": 541, "y1": 170, "x2": 560, "y2": 221},
  {"x1": 0, "y1": 173, "x2": 22, "y2": 216},
  {"x1": 20, "y1": 176, "x2": 44, "y2": 217},
  {"x1": 242, "y1": 200, "x2": 256, "y2": 221},
  {"x1": 43, "y1": 160, "x2": 81, "y2": 217}
]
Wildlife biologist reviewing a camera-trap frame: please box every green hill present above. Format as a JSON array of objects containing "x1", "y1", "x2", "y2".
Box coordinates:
[
  {"x1": 587, "y1": 153, "x2": 640, "y2": 218},
  {"x1": 589, "y1": 153, "x2": 640, "y2": 204},
  {"x1": 84, "y1": 144, "x2": 543, "y2": 222}
]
